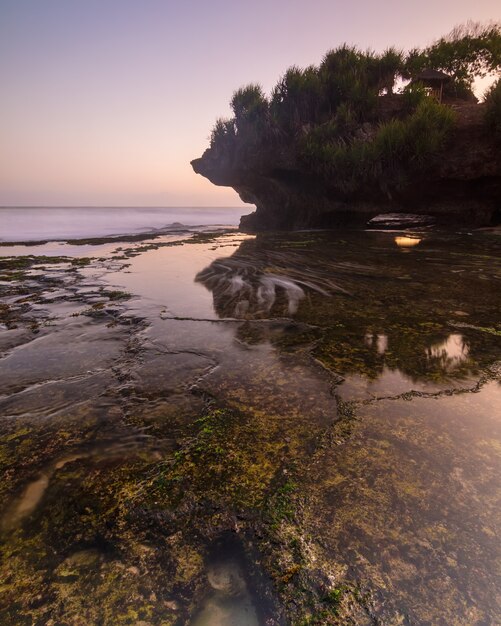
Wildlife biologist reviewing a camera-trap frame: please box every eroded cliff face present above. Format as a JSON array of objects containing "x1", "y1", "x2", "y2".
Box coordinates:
[{"x1": 191, "y1": 102, "x2": 501, "y2": 231}]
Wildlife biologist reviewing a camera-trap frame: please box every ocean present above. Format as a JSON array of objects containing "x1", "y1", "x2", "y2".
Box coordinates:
[{"x1": 0, "y1": 206, "x2": 248, "y2": 242}]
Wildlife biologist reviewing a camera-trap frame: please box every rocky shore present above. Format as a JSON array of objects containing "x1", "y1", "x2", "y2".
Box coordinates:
[{"x1": 1, "y1": 230, "x2": 500, "y2": 624}]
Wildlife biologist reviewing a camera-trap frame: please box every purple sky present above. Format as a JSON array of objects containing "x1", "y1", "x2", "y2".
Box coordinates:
[{"x1": 1, "y1": 0, "x2": 499, "y2": 207}]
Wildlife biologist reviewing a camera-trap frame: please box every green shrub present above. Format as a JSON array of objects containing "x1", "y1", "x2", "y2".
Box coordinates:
[
  {"x1": 405, "y1": 98, "x2": 456, "y2": 159},
  {"x1": 271, "y1": 65, "x2": 324, "y2": 133},
  {"x1": 210, "y1": 118, "x2": 236, "y2": 150},
  {"x1": 442, "y1": 80, "x2": 477, "y2": 101},
  {"x1": 230, "y1": 83, "x2": 269, "y2": 136},
  {"x1": 319, "y1": 45, "x2": 380, "y2": 118},
  {"x1": 484, "y1": 79, "x2": 501, "y2": 137},
  {"x1": 402, "y1": 83, "x2": 427, "y2": 112},
  {"x1": 301, "y1": 99, "x2": 455, "y2": 194}
]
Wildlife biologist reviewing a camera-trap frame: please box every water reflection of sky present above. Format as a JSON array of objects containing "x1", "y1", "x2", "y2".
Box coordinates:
[
  {"x1": 365, "y1": 333, "x2": 388, "y2": 354},
  {"x1": 394, "y1": 235, "x2": 422, "y2": 248},
  {"x1": 427, "y1": 333, "x2": 470, "y2": 370},
  {"x1": 339, "y1": 332, "x2": 473, "y2": 398},
  {"x1": 109, "y1": 235, "x2": 255, "y2": 320}
]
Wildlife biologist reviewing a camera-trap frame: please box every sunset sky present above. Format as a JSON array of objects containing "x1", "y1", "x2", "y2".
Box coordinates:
[{"x1": 1, "y1": 0, "x2": 499, "y2": 207}]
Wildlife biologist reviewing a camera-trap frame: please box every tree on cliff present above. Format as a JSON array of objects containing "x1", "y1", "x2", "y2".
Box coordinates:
[
  {"x1": 230, "y1": 84, "x2": 269, "y2": 138},
  {"x1": 484, "y1": 79, "x2": 501, "y2": 137},
  {"x1": 271, "y1": 65, "x2": 324, "y2": 133},
  {"x1": 269, "y1": 47, "x2": 406, "y2": 134},
  {"x1": 404, "y1": 21, "x2": 501, "y2": 95}
]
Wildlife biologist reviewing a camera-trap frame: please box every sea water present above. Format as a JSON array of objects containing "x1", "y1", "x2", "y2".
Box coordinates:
[{"x1": 0, "y1": 206, "x2": 248, "y2": 242}]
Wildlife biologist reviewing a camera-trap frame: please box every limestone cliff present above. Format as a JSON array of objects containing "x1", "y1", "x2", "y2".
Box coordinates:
[{"x1": 191, "y1": 102, "x2": 501, "y2": 231}]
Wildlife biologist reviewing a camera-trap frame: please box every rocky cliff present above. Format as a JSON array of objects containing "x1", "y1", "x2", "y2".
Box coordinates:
[{"x1": 192, "y1": 102, "x2": 501, "y2": 231}]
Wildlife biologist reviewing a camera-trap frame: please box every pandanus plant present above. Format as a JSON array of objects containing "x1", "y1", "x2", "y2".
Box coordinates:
[
  {"x1": 270, "y1": 65, "x2": 324, "y2": 134},
  {"x1": 230, "y1": 83, "x2": 269, "y2": 136}
]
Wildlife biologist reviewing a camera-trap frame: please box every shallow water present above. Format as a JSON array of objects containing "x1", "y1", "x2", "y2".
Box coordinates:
[{"x1": 0, "y1": 228, "x2": 500, "y2": 625}]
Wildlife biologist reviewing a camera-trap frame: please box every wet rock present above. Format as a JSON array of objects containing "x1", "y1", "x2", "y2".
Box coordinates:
[
  {"x1": 367, "y1": 212, "x2": 436, "y2": 229},
  {"x1": 60, "y1": 549, "x2": 101, "y2": 569}
]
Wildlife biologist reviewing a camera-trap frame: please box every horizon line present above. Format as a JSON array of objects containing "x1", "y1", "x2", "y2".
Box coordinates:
[{"x1": 0, "y1": 205, "x2": 249, "y2": 209}]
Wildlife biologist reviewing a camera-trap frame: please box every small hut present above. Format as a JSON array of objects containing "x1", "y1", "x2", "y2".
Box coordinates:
[{"x1": 409, "y1": 69, "x2": 451, "y2": 103}]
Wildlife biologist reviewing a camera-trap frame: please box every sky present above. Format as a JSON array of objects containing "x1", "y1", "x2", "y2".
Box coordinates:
[{"x1": 0, "y1": 0, "x2": 499, "y2": 207}]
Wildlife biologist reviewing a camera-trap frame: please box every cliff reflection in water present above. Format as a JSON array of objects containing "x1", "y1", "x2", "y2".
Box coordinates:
[
  {"x1": 195, "y1": 248, "x2": 348, "y2": 319},
  {"x1": 195, "y1": 231, "x2": 500, "y2": 385}
]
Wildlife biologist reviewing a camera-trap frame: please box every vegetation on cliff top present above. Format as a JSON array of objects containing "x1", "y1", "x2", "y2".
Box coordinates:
[
  {"x1": 484, "y1": 78, "x2": 501, "y2": 137},
  {"x1": 208, "y1": 22, "x2": 500, "y2": 197}
]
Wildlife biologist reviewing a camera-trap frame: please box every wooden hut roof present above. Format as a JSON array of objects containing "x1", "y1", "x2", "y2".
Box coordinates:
[{"x1": 410, "y1": 68, "x2": 452, "y2": 84}]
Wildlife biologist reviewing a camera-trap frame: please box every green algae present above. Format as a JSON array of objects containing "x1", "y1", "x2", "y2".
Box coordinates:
[
  {"x1": 452, "y1": 322, "x2": 501, "y2": 337},
  {"x1": 0, "y1": 255, "x2": 87, "y2": 272},
  {"x1": 147, "y1": 405, "x2": 291, "y2": 514},
  {"x1": 104, "y1": 228, "x2": 236, "y2": 261},
  {"x1": 298, "y1": 378, "x2": 501, "y2": 624},
  {"x1": 0, "y1": 452, "x2": 195, "y2": 625},
  {"x1": 102, "y1": 289, "x2": 132, "y2": 301}
]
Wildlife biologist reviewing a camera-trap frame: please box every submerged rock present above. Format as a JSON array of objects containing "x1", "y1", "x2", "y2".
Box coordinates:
[
  {"x1": 192, "y1": 559, "x2": 259, "y2": 626},
  {"x1": 191, "y1": 595, "x2": 258, "y2": 626},
  {"x1": 207, "y1": 560, "x2": 246, "y2": 596}
]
